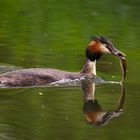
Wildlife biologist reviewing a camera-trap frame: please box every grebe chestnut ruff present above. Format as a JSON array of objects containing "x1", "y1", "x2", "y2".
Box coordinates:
[{"x1": 0, "y1": 35, "x2": 126, "y2": 87}]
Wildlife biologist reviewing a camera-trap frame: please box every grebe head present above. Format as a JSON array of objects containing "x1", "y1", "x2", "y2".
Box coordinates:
[{"x1": 86, "y1": 35, "x2": 126, "y2": 61}]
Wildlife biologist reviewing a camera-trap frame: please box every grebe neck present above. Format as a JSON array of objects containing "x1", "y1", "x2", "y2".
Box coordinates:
[{"x1": 81, "y1": 58, "x2": 96, "y2": 75}]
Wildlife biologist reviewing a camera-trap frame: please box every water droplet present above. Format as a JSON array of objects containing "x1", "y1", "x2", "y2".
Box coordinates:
[
  {"x1": 65, "y1": 117, "x2": 68, "y2": 121},
  {"x1": 38, "y1": 92, "x2": 43, "y2": 95},
  {"x1": 44, "y1": 33, "x2": 48, "y2": 37},
  {"x1": 68, "y1": 100, "x2": 71, "y2": 103},
  {"x1": 41, "y1": 105, "x2": 45, "y2": 109}
]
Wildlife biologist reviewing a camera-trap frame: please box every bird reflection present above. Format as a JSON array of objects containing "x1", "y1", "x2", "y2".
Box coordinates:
[{"x1": 81, "y1": 78, "x2": 125, "y2": 127}]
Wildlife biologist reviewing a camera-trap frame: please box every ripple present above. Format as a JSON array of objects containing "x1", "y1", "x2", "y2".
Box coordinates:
[{"x1": 0, "y1": 64, "x2": 21, "y2": 74}]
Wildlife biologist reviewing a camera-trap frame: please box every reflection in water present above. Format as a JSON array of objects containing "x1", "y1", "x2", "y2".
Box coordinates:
[{"x1": 81, "y1": 78, "x2": 125, "y2": 127}]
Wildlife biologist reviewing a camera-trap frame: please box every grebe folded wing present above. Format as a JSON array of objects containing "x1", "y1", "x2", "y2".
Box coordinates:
[{"x1": 0, "y1": 68, "x2": 80, "y2": 87}]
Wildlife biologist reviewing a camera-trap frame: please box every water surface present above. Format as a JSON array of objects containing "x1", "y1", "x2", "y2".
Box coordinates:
[{"x1": 0, "y1": 0, "x2": 140, "y2": 140}]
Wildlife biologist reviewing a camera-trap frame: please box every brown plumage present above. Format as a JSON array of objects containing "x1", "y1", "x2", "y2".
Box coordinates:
[{"x1": 0, "y1": 68, "x2": 81, "y2": 87}]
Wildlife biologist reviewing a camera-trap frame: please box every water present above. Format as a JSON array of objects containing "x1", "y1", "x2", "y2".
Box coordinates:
[{"x1": 0, "y1": 0, "x2": 140, "y2": 140}]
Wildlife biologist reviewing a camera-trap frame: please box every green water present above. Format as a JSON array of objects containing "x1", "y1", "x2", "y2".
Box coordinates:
[{"x1": 0, "y1": 0, "x2": 140, "y2": 140}]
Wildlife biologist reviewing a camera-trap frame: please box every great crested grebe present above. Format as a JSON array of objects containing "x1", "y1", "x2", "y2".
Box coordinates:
[{"x1": 0, "y1": 35, "x2": 126, "y2": 87}]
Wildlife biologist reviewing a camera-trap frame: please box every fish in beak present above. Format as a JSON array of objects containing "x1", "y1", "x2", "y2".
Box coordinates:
[
  {"x1": 106, "y1": 44, "x2": 127, "y2": 81},
  {"x1": 97, "y1": 35, "x2": 127, "y2": 81}
]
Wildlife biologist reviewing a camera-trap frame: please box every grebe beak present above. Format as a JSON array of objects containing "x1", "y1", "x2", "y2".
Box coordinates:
[{"x1": 106, "y1": 45, "x2": 126, "y2": 60}]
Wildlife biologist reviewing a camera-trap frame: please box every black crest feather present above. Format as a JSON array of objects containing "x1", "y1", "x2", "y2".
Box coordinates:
[{"x1": 91, "y1": 35, "x2": 113, "y2": 47}]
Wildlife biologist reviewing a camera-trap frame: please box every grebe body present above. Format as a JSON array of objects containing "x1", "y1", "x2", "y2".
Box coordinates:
[
  {"x1": 0, "y1": 35, "x2": 126, "y2": 87},
  {"x1": 0, "y1": 68, "x2": 82, "y2": 87}
]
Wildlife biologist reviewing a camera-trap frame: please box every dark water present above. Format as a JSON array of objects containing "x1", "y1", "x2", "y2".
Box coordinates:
[{"x1": 0, "y1": 0, "x2": 140, "y2": 140}]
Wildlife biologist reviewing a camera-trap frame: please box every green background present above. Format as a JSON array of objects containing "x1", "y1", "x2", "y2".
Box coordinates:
[{"x1": 0, "y1": 0, "x2": 140, "y2": 140}]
